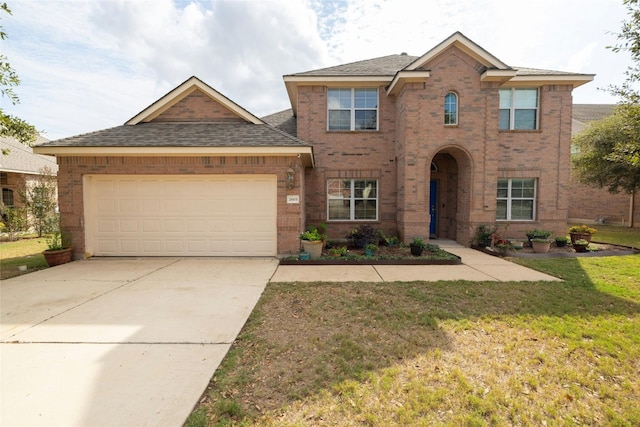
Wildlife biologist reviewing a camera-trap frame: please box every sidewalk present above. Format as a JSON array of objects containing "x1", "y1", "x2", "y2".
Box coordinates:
[{"x1": 270, "y1": 240, "x2": 560, "y2": 283}]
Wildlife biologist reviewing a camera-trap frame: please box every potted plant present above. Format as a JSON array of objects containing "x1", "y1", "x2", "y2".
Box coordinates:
[
  {"x1": 526, "y1": 229, "x2": 552, "y2": 246},
  {"x1": 410, "y1": 237, "x2": 426, "y2": 256},
  {"x1": 509, "y1": 240, "x2": 524, "y2": 250},
  {"x1": 346, "y1": 224, "x2": 378, "y2": 249},
  {"x1": 568, "y1": 225, "x2": 597, "y2": 244},
  {"x1": 573, "y1": 238, "x2": 590, "y2": 253},
  {"x1": 42, "y1": 218, "x2": 73, "y2": 266},
  {"x1": 385, "y1": 236, "x2": 399, "y2": 246},
  {"x1": 474, "y1": 224, "x2": 496, "y2": 248},
  {"x1": 555, "y1": 236, "x2": 569, "y2": 247},
  {"x1": 365, "y1": 243, "x2": 379, "y2": 257},
  {"x1": 329, "y1": 246, "x2": 348, "y2": 257},
  {"x1": 300, "y1": 224, "x2": 325, "y2": 259},
  {"x1": 531, "y1": 238, "x2": 552, "y2": 253}
]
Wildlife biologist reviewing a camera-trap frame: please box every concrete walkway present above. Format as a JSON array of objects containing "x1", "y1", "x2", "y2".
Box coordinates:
[
  {"x1": 1, "y1": 258, "x2": 278, "y2": 427},
  {"x1": 1, "y1": 243, "x2": 557, "y2": 427},
  {"x1": 270, "y1": 240, "x2": 561, "y2": 282}
]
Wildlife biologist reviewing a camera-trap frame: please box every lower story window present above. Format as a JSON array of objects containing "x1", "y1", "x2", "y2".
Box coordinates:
[
  {"x1": 496, "y1": 178, "x2": 536, "y2": 220},
  {"x1": 2, "y1": 188, "x2": 14, "y2": 207},
  {"x1": 327, "y1": 179, "x2": 378, "y2": 221}
]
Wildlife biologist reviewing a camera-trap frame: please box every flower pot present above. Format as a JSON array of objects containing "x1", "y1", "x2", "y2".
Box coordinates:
[
  {"x1": 301, "y1": 240, "x2": 323, "y2": 259},
  {"x1": 573, "y1": 243, "x2": 589, "y2": 253},
  {"x1": 555, "y1": 239, "x2": 568, "y2": 248},
  {"x1": 510, "y1": 240, "x2": 523, "y2": 250},
  {"x1": 410, "y1": 244, "x2": 424, "y2": 256},
  {"x1": 299, "y1": 251, "x2": 310, "y2": 260},
  {"x1": 42, "y1": 247, "x2": 73, "y2": 266},
  {"x1": 569, "y1": 232, "x2": 592, "y2": 244},
  {"x1": 531, "y1": 241, "x2": 551, "y2": 253}
]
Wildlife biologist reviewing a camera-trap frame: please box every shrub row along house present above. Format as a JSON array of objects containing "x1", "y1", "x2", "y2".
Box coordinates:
[{"x1": 35, "y1": 32, "x2": 594, "y2": 259}]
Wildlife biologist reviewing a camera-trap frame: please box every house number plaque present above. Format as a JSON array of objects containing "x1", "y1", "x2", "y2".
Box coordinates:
[{"x1": 287, "y1": 195, "x2": 300, "y2": 204}]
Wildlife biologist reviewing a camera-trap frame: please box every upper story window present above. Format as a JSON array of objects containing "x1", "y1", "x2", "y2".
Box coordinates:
[
  {"x1": 328, "y1": 88, "x2": 378, "y2": 131},
  {"x1": 499, "y1": 88, "x2": 538, "y2": 130},
  {"x1": 444, "y1": 92, "x2": 458, "y2": 125}
]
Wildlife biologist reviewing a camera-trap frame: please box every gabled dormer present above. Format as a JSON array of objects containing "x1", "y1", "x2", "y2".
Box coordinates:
[
  {"x1": 392, "y1": 32, "x2": 594, "y2": 96},
  {"x1": 127, "y1": 76, "x2": 264, "y2": 124}
]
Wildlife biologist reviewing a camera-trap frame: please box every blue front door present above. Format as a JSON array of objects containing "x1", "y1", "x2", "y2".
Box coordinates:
[{"x1": 429, "y1": 180, "x2": 437, "y2": 236}]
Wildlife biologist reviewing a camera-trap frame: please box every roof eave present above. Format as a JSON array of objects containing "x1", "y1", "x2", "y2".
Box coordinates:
[
  {"x1": 32, "y1": 145, "x2": 314, "y2": 166},
  {"x1": 283, "y1": 75, "x2": 395, "y2": 116},
  {"x1": 387, "y1": 70, "x2": 431, "y2": 95},
  {"x1": 480, "y1": 69, "x2": 518, "y2": 83},
  {"x1": 499, "y1": 74, "x2": 595, "y2": 88}
]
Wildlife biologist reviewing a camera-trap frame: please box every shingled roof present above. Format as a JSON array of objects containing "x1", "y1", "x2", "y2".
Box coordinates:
[
  {"x1": 35, "y1": 121, "x2": 308, "y2": 148},
  {"x1": 288, "y1": 54, "x2": 419, "y2": 77},
  {"x1": 572, "y1": 104, "x2": 616, "y2": 135},
  {"x1": 0, "y1": 136, "x2": 58, "y2": 175}
]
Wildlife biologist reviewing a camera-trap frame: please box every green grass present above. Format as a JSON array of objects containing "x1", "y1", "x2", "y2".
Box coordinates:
[
  {"x1": 0, "y1": 236, "x2": 49, "y2": 279},
  {"x1": 187, "y1": 229, "x2": 640, "y2": 426},
  {"x1": 571, "y1": 223, "x2": 640, "y2": 248}
]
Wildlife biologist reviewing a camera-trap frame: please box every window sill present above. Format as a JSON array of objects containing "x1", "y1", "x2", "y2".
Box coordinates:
[
  {"x1": 498, "y1": 129, "x2": 541, "y2": 133},
  {"x1": 326, "y1": 130, "x2": 379, "y2": 133},
  {"x1": 327, "y1": 219, "x2": 380, "y2": 223}
]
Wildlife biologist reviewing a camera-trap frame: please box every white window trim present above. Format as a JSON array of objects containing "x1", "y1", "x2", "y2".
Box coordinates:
[
  {"x1": 327, "y1": 178, "x2": 379, "y2": 221},
  {"x1": 444, "y1": 92, "x2": 458, "y2": 125},
  {"x1": 499, "y1": 87, "x2": 539, "y2": 130},
  {"x1": 327, "y1": 88, "x2": 379, "y2": 131},
  {"x1": 497, "y1": 178, "x2": 537, "y2": 221}
]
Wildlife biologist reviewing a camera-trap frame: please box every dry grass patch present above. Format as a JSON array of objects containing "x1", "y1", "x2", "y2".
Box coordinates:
[{"x1": 187, "y1": 254, "x2": 640, "y2": 426}]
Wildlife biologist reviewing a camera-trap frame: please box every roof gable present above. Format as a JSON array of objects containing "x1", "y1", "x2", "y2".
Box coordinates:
[
  {"x1": 126, "y1": 76, "x2": 264, "y2": 125},
  {"x1": 405, "y1": 31, "x2": 510, "y2": 71}
]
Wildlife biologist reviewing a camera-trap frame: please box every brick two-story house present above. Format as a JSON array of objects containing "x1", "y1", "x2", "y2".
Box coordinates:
[{"x1": 35, "y1": 32, "x2": 593, "y2": 258}]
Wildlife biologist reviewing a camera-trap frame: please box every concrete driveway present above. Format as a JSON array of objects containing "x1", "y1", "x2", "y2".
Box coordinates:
[{"x1": 1, "y1": 257, "x2": 278, "y2": 427}]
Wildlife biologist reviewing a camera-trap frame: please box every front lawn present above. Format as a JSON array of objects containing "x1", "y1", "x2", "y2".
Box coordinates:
[
  {"x1": 580, "y1": 223, "x2": 640, "y2": 248},
  {"x1": 187, "y1": 250, "x2": 640, "y2": 426},
  {"x1": 0, "y1": 237, "x2": 48, "y2": 279}
]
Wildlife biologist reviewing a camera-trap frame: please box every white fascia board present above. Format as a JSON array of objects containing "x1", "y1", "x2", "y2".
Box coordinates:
[
  {"x1": 387, "y1": 70, "x2": 431, "y2": 95},
  {"x1": 500, "y1": 74, "x2": 595, "y2": 88},
  {"x1": 32, "y1": 145, "x2": 315, "y2": 167}
]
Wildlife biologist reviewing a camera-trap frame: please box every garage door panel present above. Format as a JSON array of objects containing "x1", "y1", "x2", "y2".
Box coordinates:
[
  {"x1": 119, "y1": 199, "x2": 138, "y2": 213},
  {"x1": 87, "y1": 175, "x2": 277, "y2": 256}
]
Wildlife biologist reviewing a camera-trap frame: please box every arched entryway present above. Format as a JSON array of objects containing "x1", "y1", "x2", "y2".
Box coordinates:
[{"x1": 429, "y1": 147, "x2": 473, "y2": 243}]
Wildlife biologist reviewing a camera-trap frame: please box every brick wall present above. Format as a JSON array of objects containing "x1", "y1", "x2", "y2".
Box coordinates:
[
  {"x1": 569, "y1": 176, "x2": 639, "y2": 227},
  {"x1": 56, "y1": 155, "x2": 304, "y2": 258},
  {"x1": 297, "y1": 85, "x2": 399, "y2": 241},
  {"x1": 154, "y1": 89, "x2": 243, "y2": 122},
  {"x1": 296, "y1": 45, "x2": 575, "y2": 246}
]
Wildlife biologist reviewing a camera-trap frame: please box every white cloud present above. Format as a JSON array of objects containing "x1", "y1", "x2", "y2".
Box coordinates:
[{"x1": 1, "y1": 0, "x2": 635, "y2": 139}]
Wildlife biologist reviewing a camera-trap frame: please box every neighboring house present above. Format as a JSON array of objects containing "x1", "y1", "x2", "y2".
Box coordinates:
[
  {"x1": 1, "y1": 135, "x2": 57, "y2": 214},
  {"x1": 35, "y1": 32, "x2": 594, "y2": 258},
  {"x1": 569, "y1": 104, "x2": 639, "y2": 227}
]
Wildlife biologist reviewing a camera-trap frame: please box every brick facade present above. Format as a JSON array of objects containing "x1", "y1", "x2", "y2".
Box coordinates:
[
  {"x1": 295, "y1": 45, "x2": 577, "y2": 245},
  {"x1": 569, "y1": 176, "x2": 639, "y2": 227},
  {"x1": 40, "y1": 34, "x2": 595, "y2": 256},
  {"x1": 57, "y1": 155, "x2": 305, "y2": 259}
]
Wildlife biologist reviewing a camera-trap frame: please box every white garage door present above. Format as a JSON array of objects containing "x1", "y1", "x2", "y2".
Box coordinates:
[{"x1": 84, "y1": 175, "x2": 277, "y2": 256}]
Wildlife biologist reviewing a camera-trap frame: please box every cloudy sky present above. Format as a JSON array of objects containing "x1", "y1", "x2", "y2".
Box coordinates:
[{"x1": 1, "y1": 0, "x2": 634, "y2": 140}]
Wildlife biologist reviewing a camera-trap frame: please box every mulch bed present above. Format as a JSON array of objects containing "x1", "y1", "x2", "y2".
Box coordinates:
[
  {"x1": 476, "y1": 241, "x2": 639, "y2": 258},
  {"x1": 280, "y1": 244, "x2": 461, "y2": 265}
]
